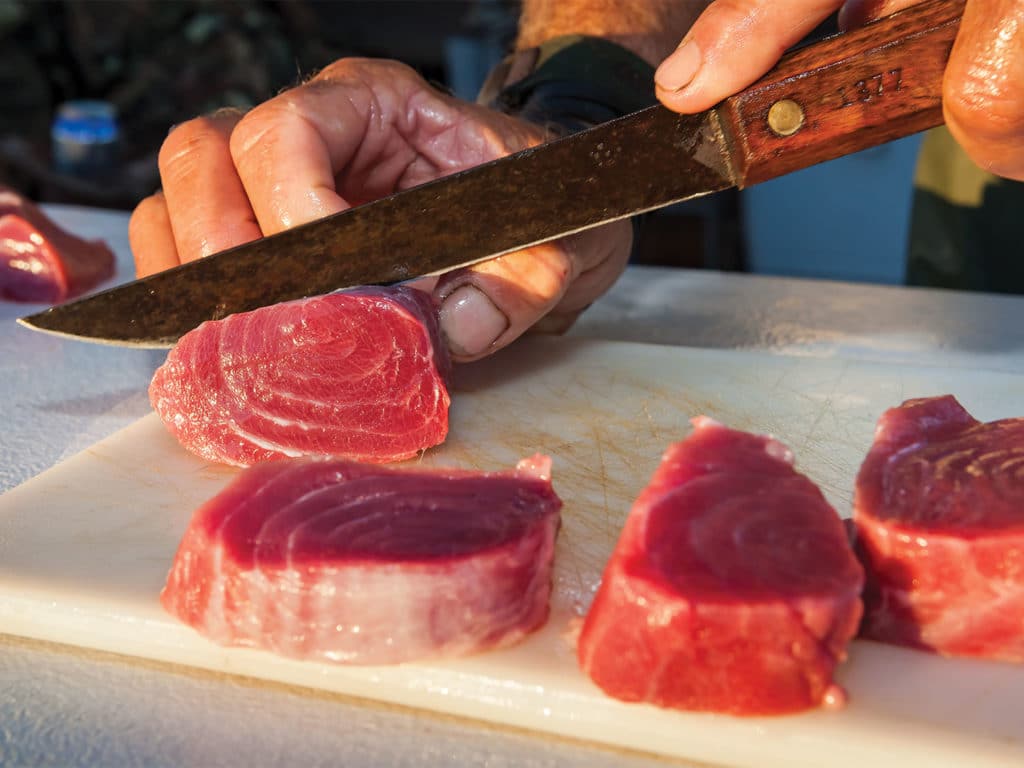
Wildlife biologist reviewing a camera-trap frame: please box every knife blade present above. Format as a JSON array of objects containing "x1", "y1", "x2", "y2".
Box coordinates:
[{"x1": 20, "y1": 0, "x2": 963, "y2": 347}]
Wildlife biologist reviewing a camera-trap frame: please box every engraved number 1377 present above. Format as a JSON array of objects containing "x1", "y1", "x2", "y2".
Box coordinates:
[{"x1": 838, "y1": 68, "x2": 904, "y2": 107}]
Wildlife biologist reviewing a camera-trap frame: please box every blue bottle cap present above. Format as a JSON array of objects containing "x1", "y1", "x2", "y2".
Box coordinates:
[{"x1": 51, "y1": 100, "x2": 119, "y2": 144}]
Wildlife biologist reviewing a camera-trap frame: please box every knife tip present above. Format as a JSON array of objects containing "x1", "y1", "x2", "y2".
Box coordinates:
[
  {"x1": 16, "y1": 307, "x2": 71, "y2": 337},
  {"x1": 16, "y1": 312, "x2": 47, "y2": 333},
  {"x1": 15, "y1": 311, "x2": 173, "y2": 349}
]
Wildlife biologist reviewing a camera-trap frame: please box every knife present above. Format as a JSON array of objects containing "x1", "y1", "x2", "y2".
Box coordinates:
[{"x1": 20, "y1": 0, "x2": 963, "y2": 347}]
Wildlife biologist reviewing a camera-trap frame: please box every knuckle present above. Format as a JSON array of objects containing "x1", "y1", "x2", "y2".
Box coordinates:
[
  {"x1": 226, "y1": 103, "x2": 288, "y2": 167},
  {"x1": 158, "y1": 116, "x2": 228, "y2": 178},
  {"x1": 313, "y1": 56, "x2": 370, "y2": 82},
  {"x1": 944, "y1": 84, "x2": 1024, "y2": 174},
  {"x1": 128, "y1": 194, "x2": 166, "y2": 263},
  {"x1": 128, "y1": 193, "x2": 164, "y2": 236},
  {"x1": 702, "y1": 0, "x2": 771, "y2": 27},
  {"x1": 314, "y1": 56, "x2": 417, "y2": 84}
]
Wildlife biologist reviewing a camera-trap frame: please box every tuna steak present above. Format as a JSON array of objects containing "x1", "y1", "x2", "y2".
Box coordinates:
[
  {"x1": 161, "y1": 454, "x2": 562, "y2": 664},
  {"x1": 854, "y1": 395, "x2": 1024, "y2": 662},
  {"x1": 149, "y1": 286, "x2": 451, "y2": 466},
  {"x1": 0, "y1": 187, "x2": 114, "y2": 303},
  {"x1": 578, "y1": 417, "x2": 864, "y2": 715}
]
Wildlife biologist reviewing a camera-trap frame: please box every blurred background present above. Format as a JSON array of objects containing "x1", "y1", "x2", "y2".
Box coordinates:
[{"x1": 0, "y1": 0, "x2": 923, "y2": 283}]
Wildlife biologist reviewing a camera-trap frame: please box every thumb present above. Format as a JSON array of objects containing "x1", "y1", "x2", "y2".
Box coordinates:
[
  {"x1": 432, "y1": 220, "x2": 632, "y2": 362},
  {"x1": 847, "y1": 0, "x2": 1024, "y2": 180},
  {"x1": 655, "y1": 0, "x2": 845, "y2": 114},
  {"x1": 941, "y1": 0, "x2": 1024, "y2": 179}
]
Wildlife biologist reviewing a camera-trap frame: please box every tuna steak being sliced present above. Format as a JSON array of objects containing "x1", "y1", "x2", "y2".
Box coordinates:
[
  {"x1": 854, "y1": 395, "x2": 1024, "y2": 662},
  {"x1": 578, "y1": 417, "x2": 864, "y2": 715},
  {"x1": 150, "y1": 286, "x2": 451, "y2": 466},
  {"x1": 0, "y1": 187, "x2": 115, "y2": 302},
  {"x1": 161, "y1": 454, "x2": 562, "y2": 664}
]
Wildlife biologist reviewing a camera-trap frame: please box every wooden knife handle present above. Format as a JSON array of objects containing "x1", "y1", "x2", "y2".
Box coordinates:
[{"x1": 718, "y1": 0, "x2": 964, "y2": 187}]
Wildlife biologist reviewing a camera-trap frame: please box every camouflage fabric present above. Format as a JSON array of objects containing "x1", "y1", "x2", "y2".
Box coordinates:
[
  {"x1": 0, "y1": 0, "x2": 327, "y2": 157},
  {"x1": 906, "y1": 126, "x2": 1024, "y2": 294},
  {"x1": 0, "y1": 0, "x2": 359, "y2": 205},
  {"x1": 479, "y1": 34, "x2": 657, "y2": 136}
]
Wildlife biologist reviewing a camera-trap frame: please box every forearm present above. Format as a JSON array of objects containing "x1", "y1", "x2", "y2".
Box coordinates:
[{"x1": 516, "y1": 0, "x2": 712, "y2": 65}]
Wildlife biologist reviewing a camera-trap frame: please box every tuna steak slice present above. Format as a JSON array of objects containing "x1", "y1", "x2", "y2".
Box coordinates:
[
  {"x1": 149, "y1": 286, "x2": 451, "y2": 466},
  {"x1": 0, "y1": 187, "x2": 114, "y2": 302},
  {"x1": 854, "y1": 395, "x2": 1024, "y2": 662},
  {"x1": 578, "y1": 417, "x2": 864, "y2": 715},
  {"x1": 161, "y1": 454, "x2": 562, "y2": 664}
]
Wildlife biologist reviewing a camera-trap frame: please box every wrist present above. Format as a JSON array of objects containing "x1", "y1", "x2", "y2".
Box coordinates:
[
  {"x1": 514, "y1": 1, "x2": 709, "y2": 67},
  {"x1": 477, "y1": 35, "x2": 655, "y2": 262},
  {"x1": 477, "y1": 35, "x2": 657, "y2": 137}
]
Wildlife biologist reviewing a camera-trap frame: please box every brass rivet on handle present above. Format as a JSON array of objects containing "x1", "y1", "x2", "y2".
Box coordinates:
[{"x1": 768, "y1": 99, "x2": 805, "y2": 137}]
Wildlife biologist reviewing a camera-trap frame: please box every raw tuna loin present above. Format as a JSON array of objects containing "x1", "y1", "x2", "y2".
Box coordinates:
[
  {"x1": 161, "y1": 455, "x2": 562, "y2": 664},
  {"x1": 0, "y1": 187, "x2": 114, "y2": 302},
  {"x1": 578, "y1": 417, "x2": 864, "y2": 715},
  {"x1": 854, "y1": 395, "x2": 1024, "y2": 662},
  {"x1": 150, "y1": 286, "x2": 451, "y2": 467}
]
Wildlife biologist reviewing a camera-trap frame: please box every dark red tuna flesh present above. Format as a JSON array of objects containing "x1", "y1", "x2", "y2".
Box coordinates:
[
  {"x1": 578, "y1": 417, "x2": 864, "y2": 715},
  {"x1": 854, "y1": 395, "x2": 1024, "y2": 662},
  {"x1": 161, "y1": 454, "x2": 562, "y2": 664},
  {"x1": 149, "y1": 286, "x2": 451, "y2": 467},
  {"x1": 0, "y1": 187, "x2": 114, "y2": 302}
]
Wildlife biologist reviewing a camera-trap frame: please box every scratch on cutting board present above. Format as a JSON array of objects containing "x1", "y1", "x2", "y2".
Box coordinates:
[
  {"x1": 799, "y1": 360, "x2": 851, "y2": 455},
  {"x1": 785, "y1": 361, "x2": 859, "y2": 509},
  {"x1": 560, "y1": 423, "x2": 612, "y2": 604},
  {"x1": 591, "y1": 424, "x2": 611, "y2": 530},
  {"x1": 569, "y1": 368, "x2": 618, "y2": 406},
  {"x1": 640, "y1": 400, "x2": 662, "y2": 441},
  {"x1": 765, "y1": 363, "x2": 795, "y2": 404}
]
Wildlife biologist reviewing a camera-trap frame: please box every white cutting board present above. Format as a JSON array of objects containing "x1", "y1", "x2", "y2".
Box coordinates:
[{"x1": 1, "y1": 337, "x2": 1022, "y2": 768}]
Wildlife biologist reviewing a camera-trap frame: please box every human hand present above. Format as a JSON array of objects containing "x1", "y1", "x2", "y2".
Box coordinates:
[
  {"x1": 652, "y1": 0, "x2": 1024, "y2": 181},
  {"x1": 129, "y1": 58, "x2": 633, "y2": 361}
]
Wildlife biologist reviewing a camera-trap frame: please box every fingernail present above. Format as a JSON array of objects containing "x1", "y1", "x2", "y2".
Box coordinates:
[
  {"x1": 439, "y1": 284, "x2": 509, "y2": 358},
  {"x1": 655, "y1": 40, "x2": 702, "y2": 92}
]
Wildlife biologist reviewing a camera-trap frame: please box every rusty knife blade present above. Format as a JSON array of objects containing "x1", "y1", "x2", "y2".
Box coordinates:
[
  {"x1": 19, "y1": 0, "x2": 961, "y2": 347},
  {"x1": 18, "y1": 106, "x2": 736, "y2": 347}
]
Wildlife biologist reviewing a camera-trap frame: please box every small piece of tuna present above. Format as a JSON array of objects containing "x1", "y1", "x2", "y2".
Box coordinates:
[
  {"x1": 149, "y1": 286, "x2": 451, "y2": 466},
  {"x1": 0, "y1": 187, "x2": 114, "y2": 302}
]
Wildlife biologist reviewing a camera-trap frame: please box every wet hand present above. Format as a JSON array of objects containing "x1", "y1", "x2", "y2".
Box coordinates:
[
  {"x1": 129, "y1": 58, "x2": 633, "y2": 361},
  {"x1": 653, "y1": 0, "x2": 1024, "y2": 181}
]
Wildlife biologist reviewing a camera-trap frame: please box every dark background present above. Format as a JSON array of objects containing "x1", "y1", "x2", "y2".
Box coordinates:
[
  {"x1": 1, "y1": 1, "x2": 507, "y2": 205},
  {"x1": 0, "y1": 0, "x2": 841, "y2": 272}
]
